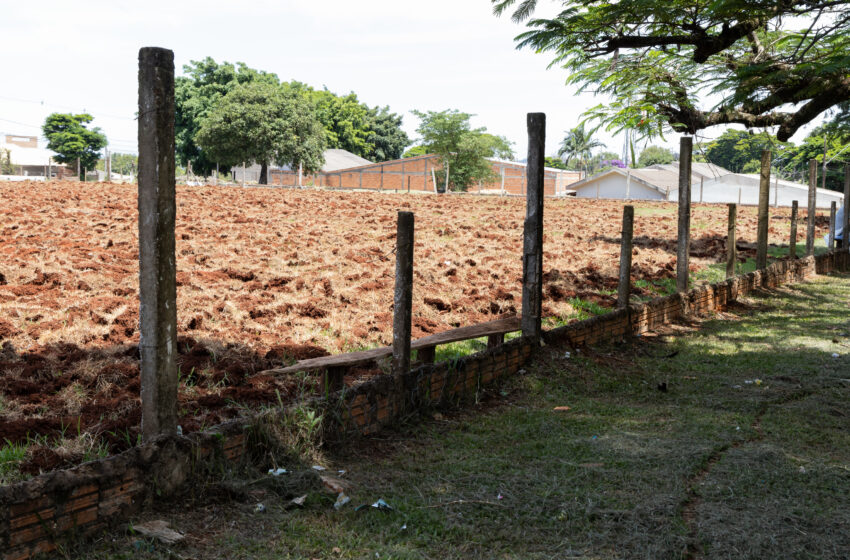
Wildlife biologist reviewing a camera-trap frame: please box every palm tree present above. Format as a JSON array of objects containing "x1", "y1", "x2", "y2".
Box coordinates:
[{"x1": 558, "y1": 124, "x2": 605, "y2": 178}]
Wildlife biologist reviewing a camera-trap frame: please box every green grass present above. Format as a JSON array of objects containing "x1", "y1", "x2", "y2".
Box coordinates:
[
  {"x1": 0, "y1": 439, "x2": 28, "y2": 485},
  {"x1": 634, "y1": 206, "x2": 677, "y2": 216},
  {"x1": 75, "y1": 274, "x2": 850, "y2": 559}
]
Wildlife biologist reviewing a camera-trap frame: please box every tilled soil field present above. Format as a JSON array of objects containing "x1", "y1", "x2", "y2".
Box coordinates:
[{"x1": 0, "y1": 180, "x2": 822, "y2": 475}]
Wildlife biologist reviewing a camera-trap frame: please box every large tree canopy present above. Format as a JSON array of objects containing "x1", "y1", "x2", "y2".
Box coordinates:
[
  {"x1": 494, "y1": 0, "x2": 850, "y2": 141},
  {"x1": 195, "y1": 82, "x2": 326, "y2": 184},
  {"x1": 42, "y1": 113, "x2": 107, "y2": 178},
  {"x1": 637, "y1": 145, "x2": 675, "y2": 167},
  {"x1": 176, "y1": 58, "x2": 279, "y2": 176},
  {"x1": 697, "y1": 129, "x2": 789, "y2": 173}
]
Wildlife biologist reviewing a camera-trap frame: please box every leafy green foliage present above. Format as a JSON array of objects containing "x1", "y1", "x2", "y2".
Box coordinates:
[
  {"x1": 302, "y1": 90, "x2": 410, "y2": 162},
  {"x1": 557, "y1": 123, "x2": 604, "y2": 173},
  {"x1": 365, "y1": 106, "x2": 410, "y2": 161},
  {"x1": 544, "y1": 156, "x2": 567, "y2": 169},
  {"x1": 195, "y1": 82, "x2": 326, "y2": 183},
  {"x1": 42, "y1": 113, "x2": 107, "y2": 177},
  {"x1": 175, "y1": 58, "x2": 410, "y2": 173},
  {"x1": 779, "y1": 124, "x2": 850, "y2": 191},
  {"x1": 412, "y1": 109, "x2": 514, "y2": 191},
  {"x1": 96, "y1": 153, "x2": 137, "y2": 176},
  {"x1": 402, "y1": 145, "x2": 428, "y2": 159},
  {"x1": 175, "y1": 58, "x2": 280, "y2": 176},
  {"x1": 637, "y1": 145, "x2": 674, "y2": 167},
  {"x1": 0, "y1": 148, "x2": 13, "y2": 175},
  {"x1": 494, "y1": 1, "x2": 850, "y2": 142},
  {"x1": 698, "y1": 129, "x2": 789, "y2": 174}
]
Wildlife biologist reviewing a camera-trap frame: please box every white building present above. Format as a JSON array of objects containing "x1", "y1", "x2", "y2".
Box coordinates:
[{"x1": 571, "y1": 161, "x2": 843, "y2": 208}]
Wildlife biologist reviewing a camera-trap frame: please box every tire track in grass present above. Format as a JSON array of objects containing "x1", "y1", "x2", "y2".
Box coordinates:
[{"x1": 680, "y1": 389, "x2": 810, "y2": 559}]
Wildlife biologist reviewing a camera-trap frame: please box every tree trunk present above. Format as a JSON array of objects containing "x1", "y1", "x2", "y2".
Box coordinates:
[{"x1": 259, "y1": 162, "x2": 268, "y2": 185}]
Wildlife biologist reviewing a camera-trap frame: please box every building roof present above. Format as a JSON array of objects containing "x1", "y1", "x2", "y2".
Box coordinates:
[
  {"x1": 649, "y1": 161, "x2": 733, "y2": 180},
  {"x1": 320, "y1": 149, "x2": 373, "y2": 172},
  {"x1": 569, "y1": 166, "x2": 702, "y2": 196}
]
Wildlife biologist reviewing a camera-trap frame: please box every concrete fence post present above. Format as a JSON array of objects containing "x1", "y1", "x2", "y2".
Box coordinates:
[
  {"x1": 617, "y1": 205, "x2": 634, "y2": 308},
  {"x1": 756, "y1": 150, "x2": 771, "y2": 269},
  {"x1": 138, "y1": 46, "x2": 178, "y2": 442},
  {"x1": 676, "y1": 136, "x2": 693, "y2": 292},
  {"x1": 807, "y1": 159, "x2": 817, "y2": 256},
  {"x1": 392, "y1": 211, "x2": 414, "y2": 376},
  {"x1": 790, "y1": 200, "x2": 798, "y2": 259},
  {"x1": 726, "y1": 203, "x2": 737, "y2": 278},
  {"x1": 829, "y1": 201, "x2": 837, "y2": 250},
  {"x1": 844, "y1": 164, "x2": 850, "y2": 253},
  {"x1": 522, "y1": 113, "x2": 545, "y2": 339}
]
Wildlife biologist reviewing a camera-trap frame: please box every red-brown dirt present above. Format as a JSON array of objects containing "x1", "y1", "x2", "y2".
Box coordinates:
[{"x1": 0, "y1": 180, "x2": 828, "y2": 473}]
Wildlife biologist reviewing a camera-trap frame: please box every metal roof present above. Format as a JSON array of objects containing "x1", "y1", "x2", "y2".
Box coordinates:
[{"x1": 320, "y1": 149, "x2": 373, "y2": 172}]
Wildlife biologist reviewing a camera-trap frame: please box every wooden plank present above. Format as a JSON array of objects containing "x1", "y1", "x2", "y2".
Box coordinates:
[
  {"x1": 264, "y1": 316, "x2": 520, "y2": 375},
  {"x1": 412, "y1": 316, "x2": 519, "y2": 350}
]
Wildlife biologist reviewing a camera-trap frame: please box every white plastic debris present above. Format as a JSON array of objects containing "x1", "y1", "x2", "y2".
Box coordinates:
[
  {"x1": 833, "y1": 353, "x2": 840, "y2": 358},
  {"x1": 290, "y1": 495, "x2": 307, "y2": 508},
  {"x1": 735, "y1": 426, "x2": 741, "y2": 431},
  {"x1": 176, "y1": 425, "x2": 183, "y2": 436},
  {"x1": 564, "y1": 351, "x2": 571, "y2": 359},
  {"x1": 254, "y1": 503, "x2": 266, "y2": 513},
  {"x1": 799, "y1": 466, "x2": 807, "y2": 474},
  {"x1": 334, "y1": 493, "x2": 351, "y2": 510},
  {"x1": 312, "y1": 465, "x2": 327, "y2": 471},
  {"x1": 371, "y1": 498, "x2": 393, "y2": 510},
  {"x1": 268, "y1": 468, "x2": 288, "y2": 476},
  {"x1": 401, "y1": 523, "x2": 407, "y2": 530}
]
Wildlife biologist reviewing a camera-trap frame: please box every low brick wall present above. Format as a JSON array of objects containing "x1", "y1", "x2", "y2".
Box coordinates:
[
  {"x1": 1, "y1": 251, "x2": 847, "y2": 559},
  {"x1": 1, "y1": 425, "x2": 249, "y2": 560}
]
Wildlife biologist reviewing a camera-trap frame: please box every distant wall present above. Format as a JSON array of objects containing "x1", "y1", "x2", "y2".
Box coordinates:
[{"x1": 269, "y1": 156, "x2": 580, "y2": 196}]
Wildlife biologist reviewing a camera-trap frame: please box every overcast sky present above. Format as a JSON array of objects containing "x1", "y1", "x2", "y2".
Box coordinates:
[{"x1": 0, "y1": 1, "x2": 820, "y2": 161}]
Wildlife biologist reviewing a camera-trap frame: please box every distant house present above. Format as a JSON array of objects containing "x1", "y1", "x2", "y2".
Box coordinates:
[
  {"x1": 0, "y1": 134, "x2": 69, "y2": 179},
  {"x1": 570, "y1": 161, "x2": 843, "y2": 208},
  {"x1": 231, "y1": 149, "x2": 374, "y2": 183}
]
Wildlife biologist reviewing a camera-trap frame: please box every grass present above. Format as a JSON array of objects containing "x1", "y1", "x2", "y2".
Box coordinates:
[
  {"x1": 0, "y1": 439, "x2": 28, "y2": 484},
  {"x1": 74, "y1": 273, "x2": 850, "y2": 559}
]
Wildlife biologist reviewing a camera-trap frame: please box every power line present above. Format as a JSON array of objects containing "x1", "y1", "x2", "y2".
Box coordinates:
[{"x1": 0, "y1": 94, "x2": 135, "y2": 121}]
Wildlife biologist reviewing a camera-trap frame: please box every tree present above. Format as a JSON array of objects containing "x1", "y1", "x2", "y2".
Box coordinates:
[
  {"x1": 700, "y1": 129, "x2": 788, "y2": 173},
  {"x1": 0, "y1": 148, "x2": 12, "y2": 175},
  {"x1": 176, "y1": 58, "x2": 280, "y2": 176},
  {"x1": 494, "y1": 1, "x2": 850, "y2": 142},
  {"x1": 557, "y1": 123, "x2": 604, "y2": 176},
  {"x1": 402, "y1": 145, "x2": 428, "y2": 159},
  {"x1": 366, "y1": 106, "x2": 410, "y2": 161},
  {"x1": 308, "y1": 89, "x2": 372, "y2": 158},
  {"x1": 97, "y1": 153, "x2": 138, "y2": 177},
  {"x1": 297, "y1": 86, "x2": 410, "y2": 162},
  {"x1": 637, "y1": 146, "x2": 674, "y2": 167},
  {"x1": 42, "y1": 113, "x2": 107, "y2": 179},
  {"x1": 195, "y1": 82, "x2": 326, "y2": 184},
  {"x1": 412, "y1": 109, "x2": 514, "y2": 191},
  {"x1": 544, "y1": 156, "x2": 567, "y2": 170},
  {"x1": 781, "y1": 124, "x2": 848, "y2": 191}
]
